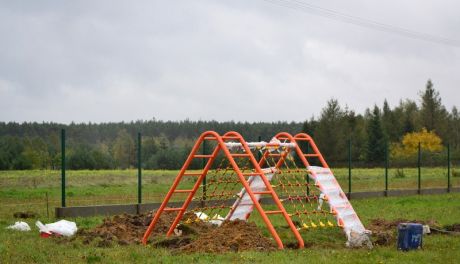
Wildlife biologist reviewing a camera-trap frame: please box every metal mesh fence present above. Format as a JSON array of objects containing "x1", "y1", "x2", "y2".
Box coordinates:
[{"x1": 1, "y1": 133, "x2": 459, "y2": 219}]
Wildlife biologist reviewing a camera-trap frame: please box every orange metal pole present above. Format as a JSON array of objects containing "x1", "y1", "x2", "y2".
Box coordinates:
[
  {"x1": 275, "y1": 132, "x2": 310, "y2": 168},
  {"x1": 223, "y1": 131, "x2": 304, "y2": 249},
  {"x1": 165, "y1": 131, "x2": 222, "y2": 236},
  {"x1": 142, "y1": 131, "x2": 220, "y2": 244},
  {"x1": 293, "y1": 133, "x2": 329, "y2": 168}
]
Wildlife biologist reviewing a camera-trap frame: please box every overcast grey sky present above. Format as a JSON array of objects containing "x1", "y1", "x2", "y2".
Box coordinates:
[{"x1": 1, "y1": 0, "x2": 459, "y2": 123}]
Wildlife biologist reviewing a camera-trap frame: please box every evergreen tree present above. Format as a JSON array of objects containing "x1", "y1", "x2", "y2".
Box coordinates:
[
  {"x1": 366, "y1": 105, "x2": 386, "y2": 163},
  {"x1": 381, "y1": 99, "x2": 399, "y2": 141},
  {"x1": 400, "y1": 99, "x2": 419, "y2": 134},
  {"x1": 301, "y1": 117, "x2": 317, "y2": 136},
  {"x1": 448, "y1": 106, "x2": 460, "y2": 149},
  {"x1": 314, "y1": 99, "x2": 346, "y2": 163},
  {"x1": 420, "y1": 80, "x2": 448, "y2": 136}
]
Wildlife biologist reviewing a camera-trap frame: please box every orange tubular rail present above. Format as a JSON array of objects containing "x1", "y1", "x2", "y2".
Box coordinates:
[
  {"x1": 142, "y1": 131, "x2": 221, "y2": 244},
  {"x1": 293, "y1": 133, "x2": 329, "y2": 168}
]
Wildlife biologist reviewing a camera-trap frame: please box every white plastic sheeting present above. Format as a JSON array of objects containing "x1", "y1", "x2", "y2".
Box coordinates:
[
  {"x1": 226, "y1": 168, "x2": 277, "y2": 221},
  {"x1": 35, "y1": 220, "x2": 78, "y2": 237},
  {"x1": 6, "y1": 221, "x2": 31, "y2": 231}
]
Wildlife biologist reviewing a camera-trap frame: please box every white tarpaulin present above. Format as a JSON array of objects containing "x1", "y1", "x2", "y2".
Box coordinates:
[{"x1": 226, "y1": 168, "x2": 277, "y2": 221}]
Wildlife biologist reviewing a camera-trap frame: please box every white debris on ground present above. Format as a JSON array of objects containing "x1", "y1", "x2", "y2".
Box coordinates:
[
  {"x1": 345, "y1": 230, "x2": 373, "y2": 249},
  {"x1": 36, "y1": 220, "x2": 78, "y2": 237},
  {"x1": 194, "y1": 212, "x2": 225, "y2": 226},
  {"x1": 423, "y1": 225, "x2": 431, "y2": 234},
  {"x1": 6, "y1": 221, "x2": 31, "y2": 231}
]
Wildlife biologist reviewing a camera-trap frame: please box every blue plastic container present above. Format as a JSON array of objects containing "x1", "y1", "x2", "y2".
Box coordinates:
[{"x1": 397, "y1": 223, "x2": 423, "y2": 251}]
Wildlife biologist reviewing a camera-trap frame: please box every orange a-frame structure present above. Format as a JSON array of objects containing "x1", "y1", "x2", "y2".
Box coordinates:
[{"x1": 142, "y1": 131, "x2": 362, "y2": 249}]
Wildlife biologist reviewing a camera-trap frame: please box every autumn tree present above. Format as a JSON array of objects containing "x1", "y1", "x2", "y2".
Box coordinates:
[{"x1": 391, "y1": 128, "x2": 443, "y2": 158}]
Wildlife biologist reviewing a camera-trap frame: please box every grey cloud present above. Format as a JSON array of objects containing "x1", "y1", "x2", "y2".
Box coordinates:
[{"x1": 0, "y1": 0, "x2": 459, "y2": 123}]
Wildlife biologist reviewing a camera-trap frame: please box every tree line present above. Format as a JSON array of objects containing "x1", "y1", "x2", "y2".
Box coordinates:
[{"x1": 0, "y1": 80, "x2": 459, "y2": 170}]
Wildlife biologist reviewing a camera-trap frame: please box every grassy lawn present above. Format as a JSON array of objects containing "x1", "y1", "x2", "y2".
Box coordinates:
[
  {"x1": 1, "y1": 193, "x2": 459, "y2": 263},
  {"x1": 0, "y1": 168, "x2": 459, "y2": 218}
]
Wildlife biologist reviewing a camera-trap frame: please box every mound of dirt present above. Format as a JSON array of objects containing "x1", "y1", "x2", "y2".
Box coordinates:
[
  {"x1": 368, "y1": 218, "x2": 438, "y2": 246},
  {"x1": 76, "y1": 211, "x2": 276, "y2": 253},
  {"x1": 178, "y1": 220, "x2": 276, "y2": 253},
  {"x1": 79, "y1": 211, "x2": 180, "y2": 246},
  {"x1": 13, "y1": 211, "x2": 37, "y2": 219}
]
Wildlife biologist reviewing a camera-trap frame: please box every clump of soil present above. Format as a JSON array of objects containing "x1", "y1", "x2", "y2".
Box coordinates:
[
  {"x1": 444, "y1": 224, "x2": 460, "y2": 232},
  {"x1": 178, "y1": 220, "x2": 276, "y2": 253},
  {"x1": 368, "y1": 218, "x2": 438, "y2": 246},
  {"x1": 13, "y1": 211, "x2": 37, "y2": 219}
]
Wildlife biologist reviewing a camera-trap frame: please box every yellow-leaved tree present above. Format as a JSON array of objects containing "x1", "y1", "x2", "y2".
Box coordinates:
[{"x1": 391, "y1": 128, "x2": 443, "y2": 158}]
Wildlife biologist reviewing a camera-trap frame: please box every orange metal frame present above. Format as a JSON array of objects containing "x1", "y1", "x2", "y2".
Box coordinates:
[
  {"x1": 142, "y1": 131, "x2": 304, "y2": 249},
  {"x1": 286, "y1": 133, "x2": 363, "y2": 229}
]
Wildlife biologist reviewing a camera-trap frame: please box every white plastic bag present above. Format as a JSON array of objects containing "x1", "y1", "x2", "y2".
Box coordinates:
[
  {"x1": 6, "y1": 221, "x2": 31, "y2": 231},
  {"x1": 36, "y1": 220, "x2": 77, "y2": 237}
]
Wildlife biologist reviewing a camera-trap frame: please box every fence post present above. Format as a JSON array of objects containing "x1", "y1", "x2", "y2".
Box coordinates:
[
  {"x1": 348, "y1": 139, "x2": 352, "y2": 198},
  {"x1": 201, "y1": 140, "x2": 207, "y2": 206},
  {"x1": 385, "y1": 141, "x2": 389, "y2": 196},
  {"x1": 61, "y1": 129, "x2": 66, "y2": 208},
  {"x1": 447, "y1": 143, "x2": 451, "y2": 192},
  {"x1": 137, "y1": 132, "x2": 142, "y2": 204},
  {"x1": 418, "y1": 142, "x2": 421, "y2": 194}
]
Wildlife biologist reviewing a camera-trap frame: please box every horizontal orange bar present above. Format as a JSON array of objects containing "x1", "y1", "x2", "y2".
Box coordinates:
[
  {"x1": 231, "y1": 153, "x2": 250, "y2": 157},
  {"x1": 173, "y1": 190, "x2": 193, "y2": 193},
  {"x1": 163, "y1": 207, "x2": 184, "y2": 211},
  {"x1": 265, "y1": 210, "x2": 283, "y2": 215},
  {"x1": 193, "y1": 154, "x2": 213, "y2": 158},
  {"x1": 182, "y1": 172, "x2": 203, "y2": 176}
]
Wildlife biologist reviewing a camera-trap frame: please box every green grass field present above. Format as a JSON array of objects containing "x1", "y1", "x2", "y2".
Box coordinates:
[
  {"x1": 1, "y1": 167, "x2": 459, "y2": 218},
  {"x1": 1, "y1": 193, "x2": 459, "y2": 263}
]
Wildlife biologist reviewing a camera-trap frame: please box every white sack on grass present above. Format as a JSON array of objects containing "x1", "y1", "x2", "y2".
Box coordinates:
[
  {"x1": 36, "y1": 220, "x2": 78, "y2": 237},
  {"x1": 6, "y1": 221, "x2": 31, "y2": 231}
]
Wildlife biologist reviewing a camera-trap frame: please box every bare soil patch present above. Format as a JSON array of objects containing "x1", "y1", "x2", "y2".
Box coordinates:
[
  {"x1": 76, "y1": 211, "x2": 276, "y2": 253},
  {"x1": 178, "y1": 220, "x2": 276, "y2": 253},
  {"x1": 368, "y1": 218, "x2": 438, "y2": 246}
]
